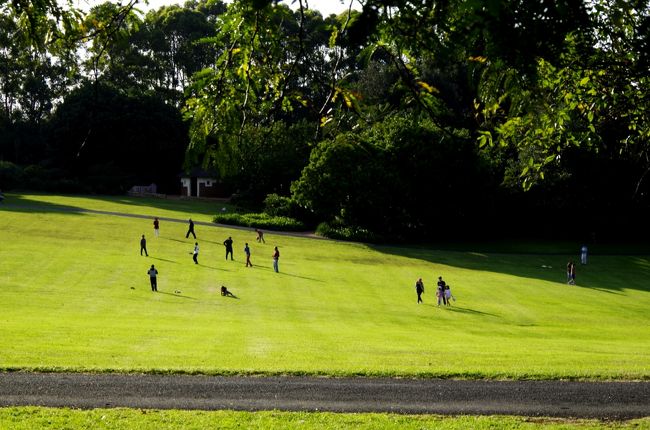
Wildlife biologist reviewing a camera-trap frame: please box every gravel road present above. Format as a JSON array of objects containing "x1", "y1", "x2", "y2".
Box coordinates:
[{"x1": 1, "y1": 373, "x2": 649, "y2": 419}]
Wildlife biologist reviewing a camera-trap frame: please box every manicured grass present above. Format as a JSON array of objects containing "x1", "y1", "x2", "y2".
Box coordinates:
[
  {"x1": 1, "y1": 193, "x2": 649, "y2": 379},
  {"x1": 1, "y1": 408, "x2": 648, "y2": 429}
]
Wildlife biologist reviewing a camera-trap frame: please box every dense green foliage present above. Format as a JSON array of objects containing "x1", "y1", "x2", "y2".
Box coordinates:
[
  {"x1": 1, "y1": 0, "x2": 648, "y2": 239},
  {"x1": 1, "y1": 193, "x2": 649, "y2": 379},
  {"x1": 213, "y1": 212, "x2": 306, "y2": 231}
]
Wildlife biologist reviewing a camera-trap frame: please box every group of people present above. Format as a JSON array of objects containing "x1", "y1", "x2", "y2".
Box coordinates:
[
  {"x1": 144, "y1": 217, "x2": 282, "y2": 293},
  {"x1": 415, "y1": 276, "x2": 455, "y2": 306}
]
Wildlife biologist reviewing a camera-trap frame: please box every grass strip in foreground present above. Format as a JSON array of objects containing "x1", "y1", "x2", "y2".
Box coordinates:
[{"x1": 1, "y1": 408, "x2": 649, "y2": 430}]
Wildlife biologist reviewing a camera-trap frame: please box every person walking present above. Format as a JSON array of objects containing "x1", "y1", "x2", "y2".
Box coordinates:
[
  {"x1": 256, "y1": 228, "x2": 265, "y2": 243},
  {"x1": 415, "y1": 278, "x2": 424, "y2": 303},
  {"x1": 193, "y1": 242, "x2": 199, "y2": 264},
  {"x1": 436, "y1": 276, "x2": 447, "y2": 306},
  {"x1": 153, "y1": 217, "x2": 160, "y2": 237},
  {"x1": 140, "y1": 234, "x2": 148, "y2": 256},
  {"x1": 147, "y1": 264, "x2": 158, "y2": 292},
  {"x1": 224, "y1": 236, "x2": 234, "y2": 260},
  {"x1": 186, "y1": 218, "x2": 196, "y2": 239},
  {"x1": 580, "y1": 245, "x2": 588, "y2": 265},
  {"x1": 244, "y1": 243, "x2": 252, "y2": 267},
  {"x1": 272, "y1": 246, "x2": 280, "y2": 273}
]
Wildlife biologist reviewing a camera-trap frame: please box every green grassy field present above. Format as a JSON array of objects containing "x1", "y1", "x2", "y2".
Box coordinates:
[
  {"x1": 1, "y1": 408, "x2": 648, "y2": 429},
  {"x1": 1, "y1": 193, "x2": 649, "y2": 379}
]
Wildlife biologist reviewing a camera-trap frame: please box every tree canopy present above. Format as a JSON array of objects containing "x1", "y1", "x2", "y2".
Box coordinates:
[{"x1": 1, "y1": 0, "x2": 648, "y2": 239}]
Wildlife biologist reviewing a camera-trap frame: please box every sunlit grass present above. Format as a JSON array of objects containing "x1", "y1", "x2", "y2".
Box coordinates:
[
  {"x1": 1, "y1": 193, "x2": 649, "y2": 379},
  {"x1": 1, "y1": 408, "x2": 648, "y2": 430}
]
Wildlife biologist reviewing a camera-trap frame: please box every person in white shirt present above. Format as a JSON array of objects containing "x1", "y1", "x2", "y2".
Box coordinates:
[{"x1": 193, "y1": 242, "x2": 199, "y2": 264}]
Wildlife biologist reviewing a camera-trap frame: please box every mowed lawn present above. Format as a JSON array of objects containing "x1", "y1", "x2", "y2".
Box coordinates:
[{"x1": 1, "y1": 193, "x2": 649, "y2": 379}]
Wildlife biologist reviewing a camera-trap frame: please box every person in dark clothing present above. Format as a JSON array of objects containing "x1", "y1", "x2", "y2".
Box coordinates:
[
  {"x1": 244, "y1": 243, "x2": 252, "y2": 267},
  {"x1": 255, "y1": 228, "x2": 265, "y2": 243},
  {"x1": 186, "y1": 218, "x2": 196, "y2": 239},
  {"x1": 224, "y1": 236, "x2": 234, "y2": 260},
  {"x1": 153, "y1": 217, "x2": 160, "y2": 237},
  {"x1": 567, "y1": 261, "x2": 576, "y2": 285},
  {"x1": 147, "y1": 264, "x2": 158, "y2": 291},
  {"x1": 415, "y1": 278, "x2": 424, "y2": 303},
  {"x1": 221, "y1": 285, "x2": 236, "y2": 298},
  {"x1": 140, "y1": 234, "x2": 148, "y2": 256}
]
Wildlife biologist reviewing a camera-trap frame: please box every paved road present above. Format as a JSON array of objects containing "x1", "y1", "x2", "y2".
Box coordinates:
[{"x1": 1, "y1": 373, "x2": 648, "y2": 419}]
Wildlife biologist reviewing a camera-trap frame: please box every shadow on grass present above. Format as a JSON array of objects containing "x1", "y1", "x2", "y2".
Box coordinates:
[
  {"x1": 198, "y1": 265, "x2": 229, "y2": 271},
  {"x1": 0, "y1": 195, "x2": 87, "y2": 215},
  {"x1": 157, "y1": 291, "x2": 197, "y2": 300},
  {"x1": 253, "y1": 265, "x2": 324, "y2": 282},
  {"x1": 3, "y1": 192, "x2": 233, "y2": 217},
  {"x1": 369, "y1": 244, "x2": 650, "y2": 294},
  {"x1": 444, "y1": 306, "x2": 500, "y2": 317},
  {"x1": 149, "y1": 257, "x2": 178, "y2": 264}
]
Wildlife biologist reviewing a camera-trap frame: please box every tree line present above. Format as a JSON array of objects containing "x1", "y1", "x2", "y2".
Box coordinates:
[{"x1": 1, "y1": 0, "x2": 648, "y2": 241}]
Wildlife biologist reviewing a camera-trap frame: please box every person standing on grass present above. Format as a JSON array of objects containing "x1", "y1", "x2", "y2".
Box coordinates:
[
  {"x1": 224, "y1": 236, "x2": 234, "y2": 260},
  {"x1": 566, "y1": 261, "x2": 574, "y2": 284},
  {"x1": 244, "y1": 243, "x2": 252, "y2": 267},
  {"x1": 580, "y1": 245, "x2": 588, "y2": 265},
  {"x1": 147, "y1": 264, "x2": 158, "y2": 292},
  {"x1": 153, "y1": 217, "x2": 160, "y2": 237},
  {"x1": 570, "y1": 262, "x2": 576, "y2": 285},
  {"x1": 186, "y1": 218, "x2": 196, "y2": 239},
  {"x1": 272, "y1": 246, "x2": 280, "y2": 273},
  {"x1": 256, "y1": 228, "x2": 265, "y2": 243},
  {"x1": 193, "y1": 242, "x2": 199, "y2": 264},
  {"x1": 444, "y1": 284, "x2": 452, "y2": 306},
  {"x1": 436, "y1": 276, "x2": 447, "y2": 306},
  {"x1": 140, "y1": 234, "x2": 148, "y2": 256},
  {"x1": 415, "y1": 278, "x2": 424, "y2": 303}
]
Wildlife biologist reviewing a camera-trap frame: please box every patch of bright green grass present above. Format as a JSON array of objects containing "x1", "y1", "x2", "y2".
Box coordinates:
[
  {"x1": 0, "y1": 408, "x2": 648, "y2": 430},
  {"x1": 1, "y1": 193, "x2": 649, "y2": 379}
]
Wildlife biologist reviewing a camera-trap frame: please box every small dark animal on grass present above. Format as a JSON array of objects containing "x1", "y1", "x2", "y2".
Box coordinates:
[{"x1": 221, "y1": 285, "x2": 236, "y2": 298}]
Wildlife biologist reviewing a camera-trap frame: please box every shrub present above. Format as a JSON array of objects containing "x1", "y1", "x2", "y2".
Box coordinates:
[
  {"x1": 264, "y1": 193, "x2": 296, "y2": 217},
  {"x1": 315, "y1": 221, "x2": 383, "y2": 243},
  {"x1": 213, "y1": 212, "x2": 306, "y2": 231},
  {"x1": 0, "y1": 161, "x2": 24, "y2": 190}
]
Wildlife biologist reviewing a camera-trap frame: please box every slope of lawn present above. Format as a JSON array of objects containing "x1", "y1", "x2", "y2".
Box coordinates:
[
  {"x1": 1, "y1": 193, "x2": 649, "y2": 379},
  {"x1": 1, "y1": 408, "x2": 649, "y2": 430}
]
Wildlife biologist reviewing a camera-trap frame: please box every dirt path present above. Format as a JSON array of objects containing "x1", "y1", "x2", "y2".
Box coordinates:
[{"x1": 1, "y1": 373, "x2": 648, "y2": 419}]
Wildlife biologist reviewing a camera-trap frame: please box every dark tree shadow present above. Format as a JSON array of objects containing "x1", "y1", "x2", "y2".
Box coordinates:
[
  {"x1": 0, "y1": 195, "x2": 86, "y2": 215},
  {"x1": 369, "y1": 243, "x2": 650, "y2": 294}
]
